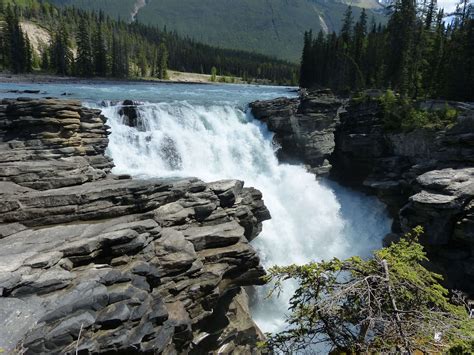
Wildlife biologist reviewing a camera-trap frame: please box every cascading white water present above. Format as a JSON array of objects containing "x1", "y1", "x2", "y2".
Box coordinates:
[{"x1": 103, "y1": 100, "x2": 392, "y2": 334}]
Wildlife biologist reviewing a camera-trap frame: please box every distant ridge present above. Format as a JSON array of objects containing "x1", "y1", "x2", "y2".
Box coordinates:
[{"x1": 50, "y1": 0, "x2": 386, "y2": 62}]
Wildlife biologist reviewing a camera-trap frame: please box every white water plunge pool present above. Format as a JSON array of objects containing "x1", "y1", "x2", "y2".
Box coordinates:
[{"x1": 1, "y1": 82, "x2": 392, "y2": 333}]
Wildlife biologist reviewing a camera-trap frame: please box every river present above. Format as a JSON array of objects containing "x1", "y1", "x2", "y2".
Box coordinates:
[{"x1": 0, "y1": 82, "x2": 392, "y2": 333}]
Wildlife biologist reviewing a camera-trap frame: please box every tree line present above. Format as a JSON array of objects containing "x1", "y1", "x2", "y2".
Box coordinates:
[
  {"x1": 0, "y1": 0, "x2": 298, "y2": 84},
  {"x1": 300, "y1": 0, "x2": 474, "y2": 101}
]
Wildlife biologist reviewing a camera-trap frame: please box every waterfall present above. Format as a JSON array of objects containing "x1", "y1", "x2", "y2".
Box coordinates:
[{"x1": 102, "y1": 100, "x2": 392, "y2": 333}]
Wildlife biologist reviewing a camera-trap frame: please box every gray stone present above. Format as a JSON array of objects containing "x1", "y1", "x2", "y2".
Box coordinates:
[{"x1": 0, "y1": 98, "x2": 271, "y2": 354}]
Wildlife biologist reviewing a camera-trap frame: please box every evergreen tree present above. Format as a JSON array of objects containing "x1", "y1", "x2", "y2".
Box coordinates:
[
  {"x1": 352, "y1": 9, "x2": 368, "y2": 89},
  {"x1": 341, "y1": 6, "x2": 354, "y2": 46},
  {"x1": 264, "y1": 227, "x2": 473, "y2": 353},
  {"x1": 93, "y1": 22, "x2": 107, "y2": 76},
  {"x1": 111, "y1": 35, "x2": 129, "y2": 78},
  {"x1": 50, "y1": 22, "x2": 72, "y2": 75},
  {"x1": 298, "y1": 2, "x2": 473, "y2": 101},
  {"x1": 0, "y1": 0, "x2": 309, "y2": 85},
  {"x1": 75, "y1": 16, "x2": 93, "y2": 77},
  {"x1": 155, "y1": 43, "x2": 168, "y2": 79},
  {"x1": 40, "y1": 47, "x2": 49, "y2": 71},
  {"x1": 386, "y1": 0, "x2": 417, "y2": 95},
  {"x1": 24, "y1": 34, "x2": 32, "y2": 72},
  {"x1": 299, "y1": 30, "x2": 313, "y2": 88},
  {"x1": 4, "y1": 5, "x2": 31, "y2": 73}
]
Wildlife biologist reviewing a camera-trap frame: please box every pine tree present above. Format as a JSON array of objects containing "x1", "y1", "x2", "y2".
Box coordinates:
[
  {"x1": 264, "y1": 227, "x2": 473, "y2": 353},
  {"x1": 111, "y1": 35, "x2": 129, "y2": 78},
  {"x1": 40, "y1": 47, "x2": 49, "y2": 71},
  {"x1": 386, "y1": 0, "x2": 417, "y2": 95},
  {"x1": 155, "y1": 43, "x2": 168, "y2": 79},
  {"x1": 4, "y1": 5, "x2": 30, "y2": 73},
  {"x1": 0, "y1": 2, "x2": 7, "y2": 70},
  {"x1": 341, "y1": 6, "x2": 354, "y2": 47},
  {"x1": 75, "y1": 17, "x2": 93, "y2": 77},
  {"x1": 299, "y1": 30, "x2": 313, "y2": 88},
  {"x1": 24, "y1": 34, "x2": 32, "y2": 72},
  {"x1": 93, "y1": 22, "x2": 107, "y2": 77},
  {"x1": 138, "y1": 47, "x2": 147, "y2": 77},
  {"x1": 50, "y1": 22, "x2": 72, "y2": 75},
  {"x1": 297, "y1": 2, "x2": 472, "y2": 101},
  {"x1": 352, "y1": 9, "x2": 368, "y2": 89}
]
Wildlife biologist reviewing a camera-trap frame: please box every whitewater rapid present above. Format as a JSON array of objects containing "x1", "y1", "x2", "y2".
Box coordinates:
[{"x1": 102, "y1": 100, "x2": 392, "y2": 333}]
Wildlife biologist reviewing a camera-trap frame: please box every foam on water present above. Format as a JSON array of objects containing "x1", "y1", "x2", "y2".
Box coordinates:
[{"x1": 101, "y1": 97, "x2": 392, "y2": 334}]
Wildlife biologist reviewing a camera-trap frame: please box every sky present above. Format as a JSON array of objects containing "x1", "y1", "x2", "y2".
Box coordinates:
[{"x1": 437, "y1": 0, "x2": 458, "y2": 13}]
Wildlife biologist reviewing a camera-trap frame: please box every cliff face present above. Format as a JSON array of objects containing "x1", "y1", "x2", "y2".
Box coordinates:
[
  {"x1": 250, "y1": 89, "x2": 343, "y2": 176},
  {"x1": 250, "y1": 93, "x2": 474, "y2": 294},
  {"x1": 334, "y1": 99, "x2": 474, "y2": 293},
  {"x1": 0, "y1": 99, "x2": 270, "y2": 354}
]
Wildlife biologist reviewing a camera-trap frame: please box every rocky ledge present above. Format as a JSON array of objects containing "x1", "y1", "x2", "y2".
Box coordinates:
[
  {"x1": 0, "y1": 99, "x2": 271, "y2": 354},
  {"x1": 250, "y1": 92, "x2": 474, "y2": 294}
]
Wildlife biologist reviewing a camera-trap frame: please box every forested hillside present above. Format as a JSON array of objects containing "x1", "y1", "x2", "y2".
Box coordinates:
[
  {"x1": 300, "y1": 1, "x2": 474, "y2": 101},
  {"x1": 0, "y1": 0, "x2": 298, "y2": 83},
  {"x1": 49, "y1": 0, "x2": 386, "y2": 61}
]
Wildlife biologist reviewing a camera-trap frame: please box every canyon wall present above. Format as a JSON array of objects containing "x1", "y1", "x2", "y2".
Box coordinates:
[
  {"x1": 251, "y1": 91, "x2": 474, "y2": 294},
  {"x1": 0, "y1": 98, "x2": 270, "y2": 354}
]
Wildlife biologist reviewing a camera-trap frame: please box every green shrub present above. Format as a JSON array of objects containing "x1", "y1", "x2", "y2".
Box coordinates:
[
  {"x1": 263, "y1": 227, "x2": 474, "y2": 353},
  {"x1": 378, "y1": 90, "x2": 458, "y2": 131}
]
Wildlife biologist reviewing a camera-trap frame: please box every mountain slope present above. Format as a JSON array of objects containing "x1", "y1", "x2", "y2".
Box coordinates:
[{"x1": 50, "y1": 0, "x2": 386, "y2": 62}]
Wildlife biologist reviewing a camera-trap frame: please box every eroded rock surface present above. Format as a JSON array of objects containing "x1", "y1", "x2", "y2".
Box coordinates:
[
  {"x1": 0, "y1": 99, "x2": 270, "y2": 354},
  {"x1": 250, "y1": 89, "x2": 342, "y2": 176},
  {"x1": 0, "y1": 98, "x2": 113, "y2": 190}
]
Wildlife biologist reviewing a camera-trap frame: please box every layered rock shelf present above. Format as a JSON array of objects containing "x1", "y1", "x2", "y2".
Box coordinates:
[
  {"x1": 0, "y1": 98, "x2": 270, "y2": 354},
  {"x1": 251, "y1": 92, "x2": 474, "y2": 294}
]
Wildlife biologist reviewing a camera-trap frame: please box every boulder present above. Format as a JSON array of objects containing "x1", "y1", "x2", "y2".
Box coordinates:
[{"x1": 118, "y1": 99, "x2": 142, "y2": 129}]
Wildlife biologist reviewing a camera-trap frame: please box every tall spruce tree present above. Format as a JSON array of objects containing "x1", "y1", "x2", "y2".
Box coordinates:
[
  {"x1": 75, "y1": 16, "x2": 93, "y2": 77},
  {"x1": 386, "y1": 0, "x2": 418, "y2": 95},
  {"x1": 50, "y1": 22, "x2": 72, "y2": 75},
  {"x1": 155, "y1": 43, "x2": 169, "y2": 79},
  {"x1": 4, "y1": 5, "x2": 31, "y2": 73},
  {"x1": 299, "y1": 30, "x2": 313, "y2": 88},
  {"x1": 93, "y1": 22, "x2": 107, "y2": 77},
  {"x1": 111, "y1": 35, "x2": 129, "y2": 78},
  {"x1": 341, "y1": 6, "x2": 354, "y2": 46},
  {"x1": 352, "y1": 9, "x2": 368, "y2": 89}
]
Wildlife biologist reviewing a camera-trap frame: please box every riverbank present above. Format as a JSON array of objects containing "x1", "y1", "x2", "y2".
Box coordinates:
[
  {"x1": 0, "y1": 72, "x2": 212, "y2": 86},
  {"x1": 0, "y1": 71, "x2": 280, "y2": 86}
]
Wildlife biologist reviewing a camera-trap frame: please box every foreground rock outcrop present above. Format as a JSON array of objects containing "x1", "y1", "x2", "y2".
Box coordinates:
[
  {"x1": 0, "y1": 98, "x2": 270, "y2": 354},
  {"x1": 251, "y1": 92, "x2": 474, "y2": 294}
]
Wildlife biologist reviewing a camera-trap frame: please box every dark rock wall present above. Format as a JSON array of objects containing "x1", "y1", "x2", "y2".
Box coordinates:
[
  {"x1": 0, "y1": 99, "x2": 270, "y2": 354},
  {"x1": 333, "y1": 99, "x2": 474, "y2": 293}
]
